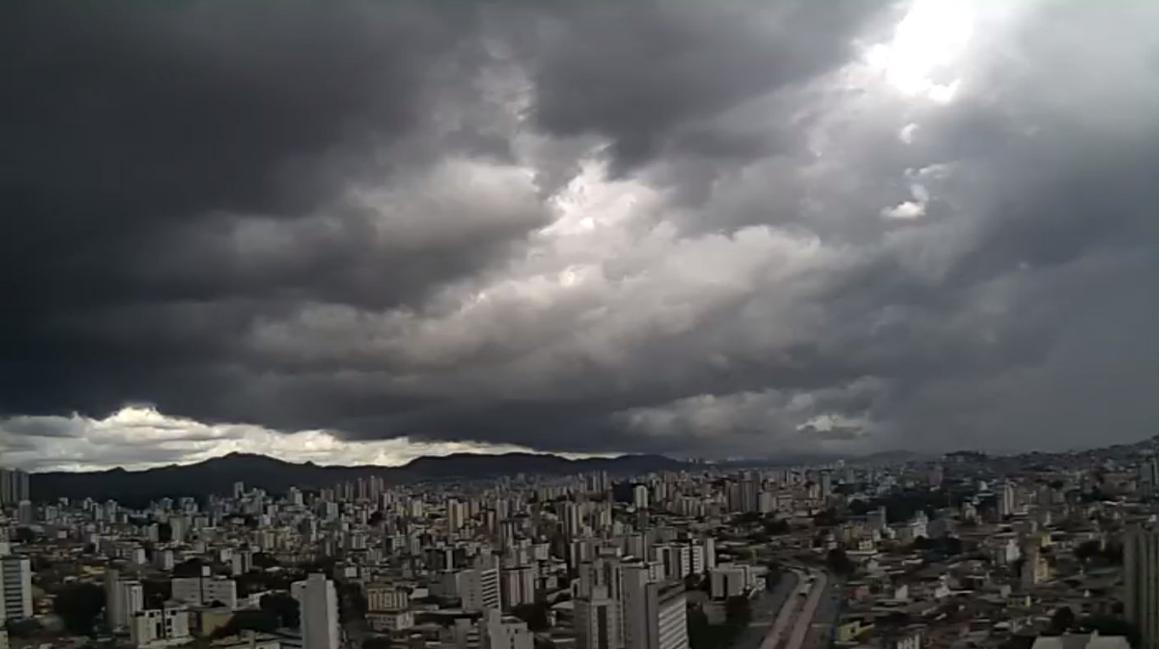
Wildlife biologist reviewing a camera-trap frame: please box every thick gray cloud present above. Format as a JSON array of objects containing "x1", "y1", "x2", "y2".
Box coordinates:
[{"x1": 3, "y1": 0, "x2": 1159, "y2": 468}]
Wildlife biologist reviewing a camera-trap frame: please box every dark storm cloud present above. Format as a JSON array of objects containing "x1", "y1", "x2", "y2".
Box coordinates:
[
  {"x1": 0, "y1": 0, "x2": 544, "y2": 417},
  {"x1": 4, "y1": 0, "x2": 1159, "y2": 467},
  {"x1": 524, "y1": 1, "x2": 886, "y2": 171}
]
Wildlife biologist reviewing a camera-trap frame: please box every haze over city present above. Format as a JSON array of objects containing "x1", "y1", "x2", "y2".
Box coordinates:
[{"x1": 4, "y1": 0, "x2": 1159, "y2": 472}]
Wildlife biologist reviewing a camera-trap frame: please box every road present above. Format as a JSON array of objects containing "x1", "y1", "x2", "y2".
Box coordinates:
[
  {"x1": 744, "y1": 567, "x2": 833, "y2": 649},
  {"x1": 732, "y1": 569, "x2": 799, "y2": 649},
  {"x1": 783, "y1": 571, "x2": 826, "y2": 649},
  {"x1": 802, "y1": 576, "x2": 841, "y2": 649}
]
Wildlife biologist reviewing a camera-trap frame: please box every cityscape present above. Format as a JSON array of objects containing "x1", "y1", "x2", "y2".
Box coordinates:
[
  {"x1": 3, "y1": 2, "x2": 1159, "y2": 649},
  {"x1": 4, "y1": 436, "x2": 1159, "y2": 649}
]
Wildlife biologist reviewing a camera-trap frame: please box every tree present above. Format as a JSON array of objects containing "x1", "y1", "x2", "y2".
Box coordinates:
[
  {"x1": 338, "y1": 583, "x2": 367, "y2": 624},
  {"x1": 1074, "y1": 540, "x2": 1101, "y2": 562},
  {"x1": 1081, "y1": 615, "x2": 1139, "y2": 647},
  {"x1": 252, "y1": 552, "x2": 280, "y2": 569},
  {"x1": 511, "y1": 603, "x2": 549, "y2": 632},
  {"x1": 763, "y1": 518, "x2": 791, "y2": 535},
  {"x1": 363, "y1": 637, "x2": 392, "y2": 649},
  {"x1": 764, "y1": 561, "x2": 783, "y2": 591},
  {"x1": 5, "y1": 618, "x2": 44, "y2": 639},
  {"x1": 826, "y1": 548, "x2": 855, "y2": 576},
  {"x1": 213, "y1": 610, "x2": 279, "y2": 638},
  {"x1": 55, "y1": 582, "x2": 106, "y2": 635},
  {"x1": 173, "y1": 558, "x2": 205, "y2": 577},
  {"x1": 1049, "y1": 607, "x2": 1076, "y2": 634},
  {"x1": 260, "y1": 593, "x2": 301, "y2": 628},
  {"x1": 724, "y1": 596, "x2": 751, "y2": 627}
]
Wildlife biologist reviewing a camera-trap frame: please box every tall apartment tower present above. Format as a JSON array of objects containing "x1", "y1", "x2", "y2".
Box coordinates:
[
  {"x1": 293, "y1": 574, "x2": 339, "y2": 649},
  {"x1": 461, "y1": 567, "x2": 500, "y2": 612},
  {"x1": 0, "y1": 469, "x2": 30, "y2": 506},
  {"x1": 0, "y1": 557, "x2": 33, "y2": 622},
  {"x1": 622, "y1": 563, "x2": 688, "y2": 649},
  {"x1": 1127, "y1": 527, "x2": 1159, "y2": 649},
  {"x1": 575, "y1": 586, "x2": 622, "y2": 649}
]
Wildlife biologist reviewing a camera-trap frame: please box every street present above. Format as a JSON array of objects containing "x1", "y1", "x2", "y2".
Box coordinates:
[{"x1": 732, "y1": 569, "x2": 800, "y2": 649}]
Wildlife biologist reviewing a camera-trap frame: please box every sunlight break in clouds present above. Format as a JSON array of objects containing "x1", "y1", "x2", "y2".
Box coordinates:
[
  {"x1": 866, "y1": 0, "x2": 974, "y2": 102},
  {"x1": 0, "y1": 407, "x2": 604, "y2": 472}
]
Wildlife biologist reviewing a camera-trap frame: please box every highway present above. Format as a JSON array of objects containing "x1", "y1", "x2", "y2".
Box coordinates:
[
  {"x1": 733, "y1": 569, "x2": 800, "y2": 649},
  {"x1": 744, "y1": 567, "x2": 830, "y2": 649},
  {"x1": 783, "y1": 571, "x2": 827, "y2": 649}
]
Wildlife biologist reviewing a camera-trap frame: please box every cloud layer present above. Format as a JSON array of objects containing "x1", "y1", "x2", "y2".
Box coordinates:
[{"x1": 3, "y1": 0, "x2": 1159, "y2": 469}]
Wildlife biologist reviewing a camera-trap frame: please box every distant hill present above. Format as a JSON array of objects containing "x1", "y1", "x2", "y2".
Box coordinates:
[{"x1": 29, "y1": 451, "x2": 687, "y2": 505}]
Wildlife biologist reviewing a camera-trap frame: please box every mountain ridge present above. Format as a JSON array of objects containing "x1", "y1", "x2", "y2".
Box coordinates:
[{"x1": 28, "y1": 451, "x2": 687, "y2": 505}]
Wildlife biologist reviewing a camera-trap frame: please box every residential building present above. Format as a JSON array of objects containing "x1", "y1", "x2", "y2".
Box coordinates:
[
  {"x1": 484, "y1": 610, "x2": 533, "y2": 649},
  {"x1": 462, "y1": 567, "x2": 500, "y2": 612},
  {"x1": 1126, "y1": 527, "x2": 1159, "y2": 649},
  {"x1": 293, "y1": 574, "x2": 338, "y2": 649},
  {"x1": 0, "y1": 557, "x2": 32, "y2": 622},
  {"x1": 130, "y1": 606, "x2": 191, "y2": 647}
]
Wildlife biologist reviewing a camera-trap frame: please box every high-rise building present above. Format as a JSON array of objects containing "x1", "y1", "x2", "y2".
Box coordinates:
[
  {"x1": 293, "y1": 574, "x2": 339, "y2": 649},
  {"x1": 575, "y1": 586, "x2": 621, "y2": 649},
  {"x1": 105, "y1": 569, "x2": 122, "y2": 627},
  {"x1": 0, "y1": 557, "x2": 33, "y2": 622},
  {"x1": 115, "y1": 581, "x2": 145, "y2": 630},
  {"x1": 172, "y1": 576, "x2": 238, "y2": 609},
  {"x1": 998, "y1": 482, "x2": 1017, "y2": 519},
  {"x1": 0, "y1": 469, "x2": 30, "y2": 506},
  {"x1": 461, "y1": 567, "x2": 500, "y2": 612},
  {"x1": 633, "y1": 485, "x2": 650, "y2": 510},
  {"x1": 1126, "y1": 527, "x2": 1159, "y2": 649},
  {"x1": 448, "y1": 499, "x2": 468, "y2": 534},
  {"x1": 501, "y1": 566, "x2": 537, "y2": 609},
  {"x1": 819, "y1": 471, "x2": 833, "y2": 500},
  {"x1": 651, "y1": 545, "x2": 690, "y2": 581},
  {"x1": 130, "y1": 606, "x2": 190, "y2": 646},
  {"x1": 622, "y1": 565, "x2": 688, "y2": 649},
  {"x1": 16, "y1": 502, "x2": 33, "y2": 526},
  {"x1": 484, "y1": 610, "x2": 533, "y2": 649}
]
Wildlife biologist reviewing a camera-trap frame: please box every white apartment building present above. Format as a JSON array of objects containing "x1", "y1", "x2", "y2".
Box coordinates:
[
  {"x1": 0, "y1": 557, "x2": 32, "y2": 622},
  {"x1": 461, "y1": 568, "x2": 500, "y2": 612},
  {"x1": 484, "y1": 610, "x2": 533, "y2": 649},
  {"x1": 632, "y1": 486, "x2": 649, "y2": 510},
  {"x1": 575, "y1": 585, "x2": 621, "y2": 649},
  {"x1": 366, "y1": 583, "x2": 409, "y2": 611},
  {"x1": 708, "y1": 565, "x2": 753, "y2": 600},
  {"x1": 172, "y1": 576, "x2": 238, "y2": 609},
  {"x1": 622, "y1": 565, "x2": 689, "y2": 649},
  {"x1": 501, "y1": 566, "x2": 536, "y2": 609},
  {"x1": 367, "y1": 611, "x2": 415, "y2": 632},
  {"x1": 130, "y1": 606, "x2": 191, "y2": 647},
  {"x1": 293, "y1": 574, "x2": 338, "y2": 649}
]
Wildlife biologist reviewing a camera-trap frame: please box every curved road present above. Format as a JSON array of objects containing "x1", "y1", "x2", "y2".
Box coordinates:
[
  {"x1": 783, "y1": 572, "x2": 826, "y2": 649},
  {"x1": 745, "y1": 568, "x2": 830, "y2": 649},
  {"x1": 734, "y1": 570, "x2": 800, "y2": 649}
]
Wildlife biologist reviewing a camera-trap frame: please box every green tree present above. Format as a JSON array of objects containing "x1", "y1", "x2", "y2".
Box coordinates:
[
  {"x1": 363, "y1": 637, "x2": 392, "y2": 649},
  {"x1": 511, "y1": 602, "x2": 549, "y2": 632},
  {"x1": 54, "y1": 582, "x2": 106, "y2": 635},
  {"x1": 724, "y1": 596, "x2": 751, "y2": 627},
  {"x1": 260, "y1": 592, "x2": 300, "y2": 628},
  {"x1": 1081, "y1": 615, "x2": 1139, "y2": 647},
  {"x1": 826, "y1": 548, "x2": 855, "y2": 576},
  {"x1": 213, "y1": 610, "x2": 280, "y2": 638},
  {"x1": 5, "y1": 618, "x2": 44, "y2": 638},
  {"x1": 1049, "y1": 607, "x2": 1076, "y2": 634}
]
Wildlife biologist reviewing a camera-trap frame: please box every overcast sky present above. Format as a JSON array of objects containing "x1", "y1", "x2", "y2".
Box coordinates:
[{"x1": 3, "y1": 0, "x2": 1159, "y2": 472}]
